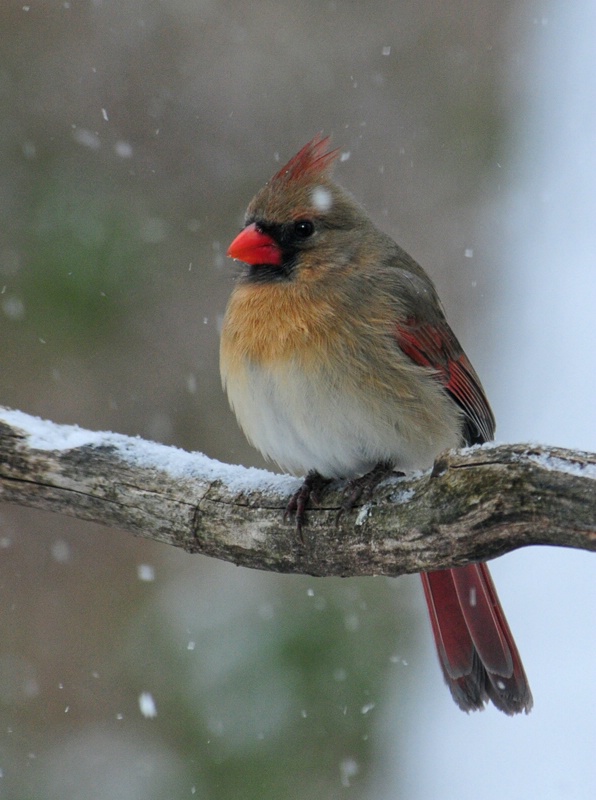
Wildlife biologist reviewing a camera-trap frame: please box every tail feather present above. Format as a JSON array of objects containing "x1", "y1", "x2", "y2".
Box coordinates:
[{"x1": 421, "y1": 564, "x2": 533, "y2": 715}]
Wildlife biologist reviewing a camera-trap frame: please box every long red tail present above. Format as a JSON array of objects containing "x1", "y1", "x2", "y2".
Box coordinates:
[{"x1": 421, "y1": 563, "x2": 533, "y2": 714}]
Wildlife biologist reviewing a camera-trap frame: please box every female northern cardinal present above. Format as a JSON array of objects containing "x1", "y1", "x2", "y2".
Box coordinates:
[{"x1": 220, "y1": 134, "x2": 532, "y2": 715}]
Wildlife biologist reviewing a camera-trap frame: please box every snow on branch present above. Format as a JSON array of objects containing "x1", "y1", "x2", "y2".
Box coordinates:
[{"x1": 1, "y1": 406, "x2": 595, "y2": 576}]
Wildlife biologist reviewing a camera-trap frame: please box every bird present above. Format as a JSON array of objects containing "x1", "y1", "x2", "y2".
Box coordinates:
[{"x1": 220, "y1": 133, "x2": 533, "y2": 715}]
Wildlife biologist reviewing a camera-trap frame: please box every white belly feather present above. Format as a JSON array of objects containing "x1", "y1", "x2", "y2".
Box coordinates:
[{"x1": 222, "y1": 357, "x2": 461, "y2": 478}]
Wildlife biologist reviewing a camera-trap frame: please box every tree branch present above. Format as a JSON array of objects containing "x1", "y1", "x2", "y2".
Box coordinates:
[{"x1": 1, "y1": 407, "x2": 594, "y2": 576}]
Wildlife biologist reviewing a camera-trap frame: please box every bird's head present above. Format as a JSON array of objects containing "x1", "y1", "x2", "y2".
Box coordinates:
[{"x1": 227, "y1": 134, "x2": 372, "y2": 284}]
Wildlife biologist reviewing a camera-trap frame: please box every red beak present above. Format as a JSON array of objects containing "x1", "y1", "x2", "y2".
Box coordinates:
[{"x1": 227, "y1": 223, "x2": 282, "y2": 266}]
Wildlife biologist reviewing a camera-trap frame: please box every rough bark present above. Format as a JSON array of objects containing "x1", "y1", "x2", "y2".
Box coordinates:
[{"x1": 1, "y1": 407, "x2": 594, "y2": 576}]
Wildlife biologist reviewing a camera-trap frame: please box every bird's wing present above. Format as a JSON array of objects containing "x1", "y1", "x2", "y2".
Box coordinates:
[{"x1": 394, "y1": 315, "x2": 495, "y2": 444}]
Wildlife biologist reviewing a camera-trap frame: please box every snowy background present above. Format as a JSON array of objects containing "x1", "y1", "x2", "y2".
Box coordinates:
[{"x1": 1, "y1": 1, "x2": 594, "y2": 798}]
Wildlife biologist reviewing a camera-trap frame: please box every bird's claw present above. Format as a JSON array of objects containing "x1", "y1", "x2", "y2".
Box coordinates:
[
  {"x1": 285, "y1": 470, "x2": 331, "y2": 538},
  {"x1": 336, "y1": 461, "x2": 398, "y2": 524},
  {"x1": 285, "y1": 463, "x2": 399, "y2": 536}
]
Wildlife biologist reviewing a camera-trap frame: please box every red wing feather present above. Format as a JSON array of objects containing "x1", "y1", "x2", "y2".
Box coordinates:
[{"x1": 395, "y1": 318, "x2": 495, "y2": 444}]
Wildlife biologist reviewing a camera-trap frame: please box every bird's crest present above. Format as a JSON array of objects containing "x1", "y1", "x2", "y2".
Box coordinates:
[{"x1": 271, "y1": 133, "x2": 340, "y2": 185}]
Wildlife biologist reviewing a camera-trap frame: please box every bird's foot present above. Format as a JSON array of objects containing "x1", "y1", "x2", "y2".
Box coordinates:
[
  {"x1": 285, "y1": 470, "x2": 331, "y2": 537},
  {"x1": 338, "y1": 461, "x2": 400, "y2": 523}
]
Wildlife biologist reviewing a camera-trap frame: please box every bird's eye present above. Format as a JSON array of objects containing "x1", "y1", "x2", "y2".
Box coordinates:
[{"x1": 293, "y1": 219, "x2": 315, "y2": 239}]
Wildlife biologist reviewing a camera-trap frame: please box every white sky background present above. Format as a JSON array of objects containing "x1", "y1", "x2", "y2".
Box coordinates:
[{"x1": 378, "y1": 2, "x2": 596, "y2": 797}]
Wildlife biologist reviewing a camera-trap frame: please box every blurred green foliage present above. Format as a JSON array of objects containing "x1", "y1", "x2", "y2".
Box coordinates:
[
  {"x1": 120, "y1": 568, "x2": 415, "y2": 799},
  {"x1": 21, "y1": 178, "x2": 145, "y2": 345}
]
